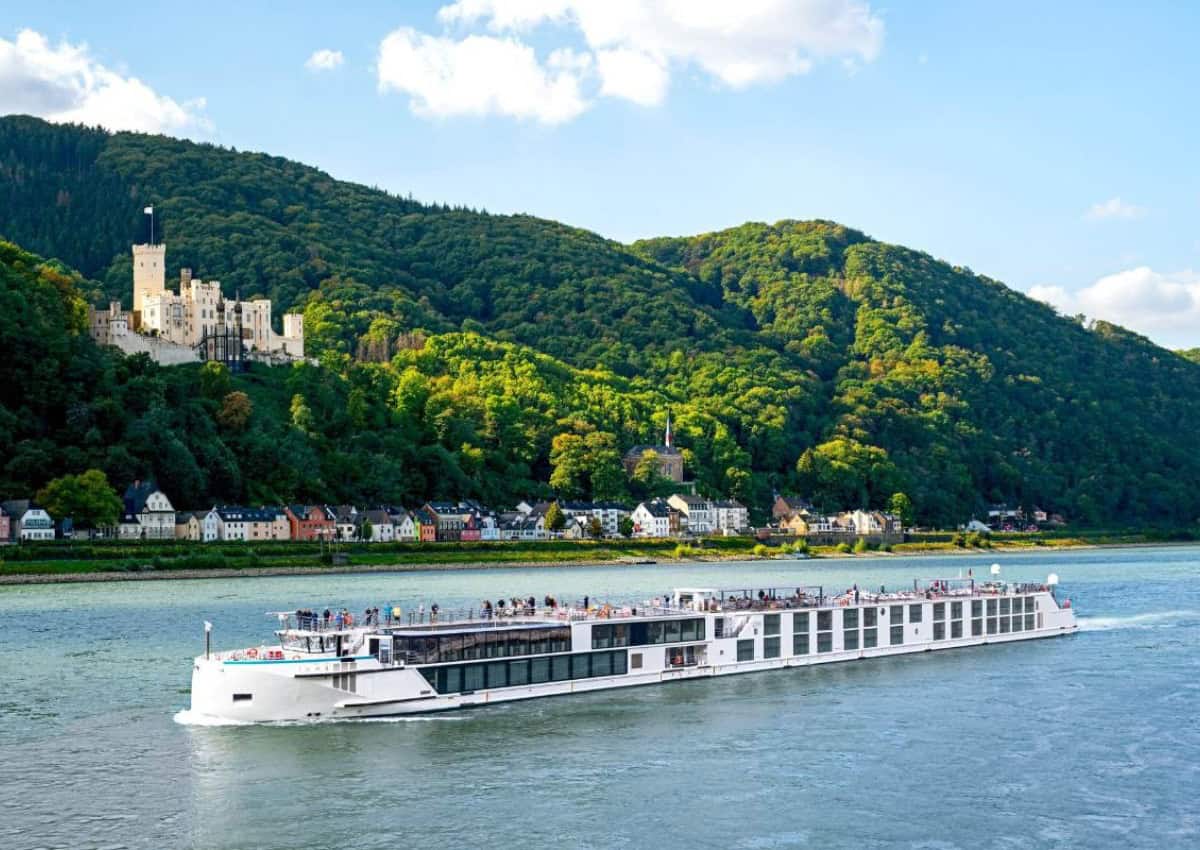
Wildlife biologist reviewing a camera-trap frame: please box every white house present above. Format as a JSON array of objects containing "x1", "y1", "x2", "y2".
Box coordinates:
[
  {"x1": 334, "y1": 506, "x2": 359, "y2": 541},
  {"x1": 215, "y1": 507, "x2": 251, "y2": 541},
  {"x1": 712, "y1": 499, "x2": 749, "y2": 535},
  {"x1": 364, "y1": 509, "x2": 395, "y2": 543},
  {"x1": 118, "y1": 512, "x2": 143, "y2": 540},
  {"x1": 478, "y1": 512, "x2": 500, "y2": 541},
  {"x1": 390, "y1": 509, "x2": 418, "y2": 542},
  {"x1": 201, "y1": 508, "x2": 221, "y2": 542},
  {"x1": 123, "y1": 481, "x2": 176, "y2": 540},
  {"x1": 667, "y1": 494, "x2": 714, "y2": 535},
  {"x1": 1, "y1": 501, "x2": 55, "y2": 541},
  {"x1": 631, "y1": 500, "x2": 671, "y2": 538},
  {"x1": 559, "y1": 501, "x2": 630, "y2": 538}
]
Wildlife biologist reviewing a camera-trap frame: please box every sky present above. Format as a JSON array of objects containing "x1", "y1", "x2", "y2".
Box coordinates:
[{"x1": 1, "y1": 1, "x2": 1198, "y2": 348}]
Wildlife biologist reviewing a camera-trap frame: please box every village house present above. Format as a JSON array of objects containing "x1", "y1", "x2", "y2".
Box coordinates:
[
  {"x1": 363, "y1": 509, "x2": 395, "y2": 543},
  {"x1": 424, "y1": 501, "x2": 466, "y2": 541},
  {"x1": 1, "y1": 501, "x2": 55, "y2": 542},
  {"x1": 557, "y1": 501, "x2": 628, "y2": 538},
  {"x1": 200, "y1": 508, "x2": 220, "y2": 542},
  {"x1": 501, "y1": 511, "x2": 547, "y2": 541},
  {"x1": 175, "y1": 511, "x2": 202, "y2": 541},
  {"x1": 0, "y1": 505, "x2": 9, "y2": 544},
  {"x1": 123, "y1": 480, "x2": 176, "y2": 540},
  {"x1": 667, "y1": 493, "x2": 714, "y2": 535},
  {"x1": 334, "y1": 506, "x2": 359, "y2": 541},
  {"x1": 631, "y1": 498, "x2": 674, "y2": 538},
  {"x1": 414, "y1": 509, "x2": 438, "y2": 542},
  {"x1": 389, "y1": 508, "x2": 418, "y2": 542},
  {"x1": 285, "y1": 505, "x2": 336, "y2": 541},
  {"x1": 772, "y1": 495, "x2": 816, "y2": 522},
  {"x1": 478, "y1": 511, "x2": 500, "y2": 541},
  {"x1": 711, "y1": 499, "x2": 749, "y2": 535}
]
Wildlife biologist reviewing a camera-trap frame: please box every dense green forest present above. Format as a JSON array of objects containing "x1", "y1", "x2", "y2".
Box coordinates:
[{"x1": 2, "y1": 115, "x2": 1199, "y2": 527}]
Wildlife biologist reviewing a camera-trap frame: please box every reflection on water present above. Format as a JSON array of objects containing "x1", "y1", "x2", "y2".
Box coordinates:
[{"x1": 2, "y1": 547, "x2": 1199, "y2": 849}]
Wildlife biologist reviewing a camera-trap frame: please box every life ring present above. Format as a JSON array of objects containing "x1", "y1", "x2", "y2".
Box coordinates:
[{"x1": 247, "y1": 647, "x2": 259, "y2": 659}]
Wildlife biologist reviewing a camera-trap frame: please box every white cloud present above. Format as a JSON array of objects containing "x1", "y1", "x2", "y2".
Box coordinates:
[
  {"x1": 377, "y1": 28, "x2": 588, "y2": 124},
  {"x1": 0, "y1": 29, "x2": 210, "y2": 135},
  {"x1": 305, "y1": 49, "x2": 345, "y2": 72},
  {"x1": 1084, "y1": 196, "x2": 1146, "y2": 221},
  {"x1": 383, "y1": 0, "x2": 883, "y2": 121},
  {"x1": 1028, "y1": 268, "x2": 1200, "y2": 346},
  {"x1": 595, "y1": 47, "x2": 668, "y2": 106}
]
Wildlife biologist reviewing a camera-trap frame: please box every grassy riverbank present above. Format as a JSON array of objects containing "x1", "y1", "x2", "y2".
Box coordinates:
[{"x1": 1, "y1": 528, "x2": 1194, "y2": 583}]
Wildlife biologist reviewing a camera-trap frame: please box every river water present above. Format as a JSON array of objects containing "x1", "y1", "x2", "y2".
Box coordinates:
[{"x1": 1, "y1": 547, "x2": 1197, "y2": 850}]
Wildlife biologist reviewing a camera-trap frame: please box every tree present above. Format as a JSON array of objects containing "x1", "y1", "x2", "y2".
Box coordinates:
[
  {"x1": 360, "y1": 518, "x2": 373, "y2": 541},
  {"x1": 199, "y1": 361, "x2": 231, "y2": 400},
  {"x1": 588, "y1": 516, "x2": 604, "y2": 538},
  {"x1": 888, "y1": 492, "x2": 915, "y2": 527},
  {"x1": 544, "y1": 501, "x2": 566, "y2": 532},
  {"x1": 217, "y1": 391, "x2": 253, "y2": 431},
  {"x1": 36, "y1": 468, "x2": 122, "y2": 530},
  {"x1": 618, "y1": 515, "x2": 634, "y2": 538}
]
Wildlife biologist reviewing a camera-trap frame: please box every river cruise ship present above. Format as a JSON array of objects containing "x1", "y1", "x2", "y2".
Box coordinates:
[{"x1": 188, "y1": 576, "x2": 1077, "y2": 722}]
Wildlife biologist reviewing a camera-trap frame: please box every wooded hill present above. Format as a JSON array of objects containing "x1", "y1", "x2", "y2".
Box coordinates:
[{"x1": 2, "y1": 114, "x2": 1199, "y2": 527}]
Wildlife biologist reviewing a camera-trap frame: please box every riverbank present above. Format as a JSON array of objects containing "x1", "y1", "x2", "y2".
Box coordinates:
[{"x1": 1, "y1": 531, "x2": 1195, "y2": 584}]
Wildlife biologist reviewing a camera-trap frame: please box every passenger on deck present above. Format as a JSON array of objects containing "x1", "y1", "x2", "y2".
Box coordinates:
[{"x1": 431, "y1": 603, "x2": 439, "y2": 623}]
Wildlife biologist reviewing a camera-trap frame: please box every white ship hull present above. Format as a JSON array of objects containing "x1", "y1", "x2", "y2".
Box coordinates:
[{"x1": 189, "y1": 586, "x2": 1077, "y2": 723}]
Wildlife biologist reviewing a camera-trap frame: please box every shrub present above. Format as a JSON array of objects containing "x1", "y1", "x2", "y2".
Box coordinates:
[
  {"x1": 853, "y1": 537, "x2": 869, "y2": 554},
  {"x1": 836, "y1": 542, "x2": 852, "y2": 554}
]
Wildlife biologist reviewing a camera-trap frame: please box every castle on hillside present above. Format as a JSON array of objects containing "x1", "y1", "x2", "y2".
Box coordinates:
[{"x1": 89, "y1": 241, "x2": 304, "y2": 365}]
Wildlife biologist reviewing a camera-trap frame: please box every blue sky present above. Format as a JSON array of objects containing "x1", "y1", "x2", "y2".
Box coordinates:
[{"x1": 2, "y1": 1, "x2": 1198, "y2": 347}]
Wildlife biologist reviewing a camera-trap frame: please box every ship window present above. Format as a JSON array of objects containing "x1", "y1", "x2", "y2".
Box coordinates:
[
  {"x1": 933, "y1": 603, "x2": 945, "y2": 621},
  {"x1": 631, "y1": 653, "x2": 643, "y2": 670},
  {"x1": 999, "y1": 617, "x2": 1011, "y2": 634},
  {"x1": 592, "y1": 624, "x2": 613, "y2": 649},
  {"x1": 507, "y1": 631, "x2": 530, "y2": 657},
  {"x1": 818, "y1": 611, "x2": 833, "y2": 631},
  {"x1": 793, "y1": 612, "x2": 809, "y2": 633},
  {"x1": 1000, "y1": 598, "x2": 1011, "y2": 615},
  {"x1": 646, "y1": 622, "x2": 665, "y2": 644},
  {"x1": 571, "y1": 654, "x2": 590, "y2": 680},
  {"x1": 987, "y1": 599, "x2": 997, "y2": 615},
  {"x1": 442, "y1": 666, "x2": 462, "y2": 693},
  {"x1": 680, "y1": 619, "x2": 698, "y2": 642},
  {"x1": 1011, "y1": 597, "x2": 1023, "y2": 614},
  {"x1": 987, "y1": 618, "x2": 998, "y2": 635},
  {"x1": 486, "y1": 662, "x2": 508, "y2": 689},
  {"x1": 1025, "y1": 613, "x2": 1035, "y2": 631},
  {"x1": 612, "y1": 624, "x2": 629, "y2": 647},
  {"x1": 462, "y1": 633, "x2": 484, "y2": 660},
  {"x1": 439, "y1": 634, "x2": 463, "y2": 662},
  {"x1": 530, "y1": 658, "x2": 551, "y2": 684},
  {"x1": 737, "y1": 639, "x2": 754, "y2": 662},
  {"x1": 844, "y1": 630, "x2": 859, "y2": 650},
  {"x1": 1012, "y1": 614, "x2": 1023, "y2": 632},
  {"x1": 971, "y1": 619, "x2": 983, "y2": 636},
  {"x1": 818, "y1": 633, "x2": 833, "y2": 653},
  {"x1": 793, "y1": 633, "x2": 809, "y2": 655},
  {"x1": 612, "y1": 651, "x2": 627, "y2": 675},
  {"x1": 890, "y1": 605, "x2": 904, "y2": 623},
  {"x1": 763, "y1": 614, "x2": 781, "y2": 636},
  {"x1": 665, "y1": 620, "x2": 682, "y2": 643},
  {"x1": 528, "y1": 630, "x2": 550, "y2": 655},
  {"x1": 951, "y1": 620, "x2": 963, "y2": 639},
  {"x1": 909, "y1": 604, "x2": 923, "y2": 623},
  {"x1": 551, "y1": 655, "x2": 571, "y2": 681},
  {"x1": 232, "y1": 693, "x2": 252, "y2": 702},
  {"x1": 863, "y1": 628, "x2": 877, "y2": 648},
  {"x1": 463, "y1": 664, "x2": 485, "y2": 691},
  {"x1": 843, "y1": 609, "x2": 859, "y2": 629},
  {"x1": 933, "y1": 622, "x2": 945, "y2": 641},
  {"x1": 508, "y1": 659, "x2": 530, "y2": 686},
  {"x1": 972, "y1": 600, "x2": 983, "y2": 618},
  {"x1": 890, "y1": 625, "x2": 904, "y2": 646},
  {"x1": 592, "y1": 652, "x2": 613, "y2": 677},
  {"x1": 863, "y1": 607, "x2": 877, "y2": 627},
  {"x1": 951, "y1": 601, "x2": 963, "y2": 619},
  {"x1": 550, "y1": 627, "x2": 572, "y2": 653},
  {"x1": 764, "y1": 637, "x2": 781, "y2": 659}
]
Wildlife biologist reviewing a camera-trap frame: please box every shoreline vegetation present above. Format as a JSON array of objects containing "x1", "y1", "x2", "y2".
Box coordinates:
[{"x1": 1, "y1": 530, "x2": 1195, "y2": 585}]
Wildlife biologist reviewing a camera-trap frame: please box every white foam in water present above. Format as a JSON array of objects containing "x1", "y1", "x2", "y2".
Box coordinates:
[
  {"x1": 173, "y1": 708, "x2": 462, "y2": 727},
  {"x1": 1077, "y1": 610, "x2": 1199, "y2": 631}
]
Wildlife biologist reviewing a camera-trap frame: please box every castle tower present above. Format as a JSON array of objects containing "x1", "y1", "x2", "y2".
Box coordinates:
[{"x1": 132, "y1": 243, "x2": 166, "y2": 324}]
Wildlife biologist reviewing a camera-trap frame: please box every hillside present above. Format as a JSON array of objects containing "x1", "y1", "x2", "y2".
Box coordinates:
[{"x1": 2, "y1": 115, "x2": 1199, "y2": 526}]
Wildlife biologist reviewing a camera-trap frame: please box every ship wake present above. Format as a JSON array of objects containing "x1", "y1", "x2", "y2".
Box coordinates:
[{"x1": 1077, "y1": 610, "x2": 1198, "y2": 632}]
